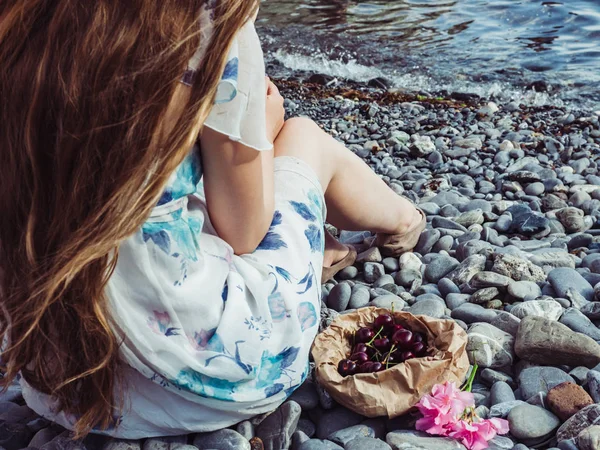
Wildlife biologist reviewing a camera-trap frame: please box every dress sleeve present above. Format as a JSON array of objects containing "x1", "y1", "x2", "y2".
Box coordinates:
[{"x1": 202, "y1": 21, "x2": 272, "y2": 152}]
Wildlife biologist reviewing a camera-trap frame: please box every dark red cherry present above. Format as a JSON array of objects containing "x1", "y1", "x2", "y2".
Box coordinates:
[
  {"x1": 413, "y1": 333, "x2": 425, "y2": 344},
  {"x1": 338, "y1": 359, "x2": 357, "y2": 377},
  {"x1": 373, "y1": 337, "x2": 391, "y2": 352},
  {"x1": 387, "y1": 323, "x2": 405, "y2": 335},
  {"x1": 350, "y1": 352, "x2": 369, "y2": 363},
  {"x1": 400, "y1": 351, "x2": 415, "y2": 361},
  {"x1": 371, "y1": 362, "x2": 384, "y2": 372},
  {"x1": 411, "y1": 342, "x2": 425, "y2": 355},
  {"x1": 355, "y1": 327, "x2": 375, "y2": 343},
  {"x1": 392, "y1": 329, "x2": 413, "y2": 347},
  {"x1": 374, "y1": 314, "x2": 393, "y2": 330},
  {"x1": 353, "y1": 343, "x2": 368, "y2": 354},
  {"x1": 358, "y1": 362, "x2": 374, "y2": 373}
]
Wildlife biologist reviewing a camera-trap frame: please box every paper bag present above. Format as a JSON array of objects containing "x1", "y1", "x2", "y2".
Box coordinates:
[{"x1": 312, "y1": 307, "x2": 470, "y2": 418}]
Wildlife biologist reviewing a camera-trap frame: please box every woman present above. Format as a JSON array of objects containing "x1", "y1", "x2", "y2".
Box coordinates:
[{"x1": 0, "y1": 0, "x2": 424, "y2": 440}]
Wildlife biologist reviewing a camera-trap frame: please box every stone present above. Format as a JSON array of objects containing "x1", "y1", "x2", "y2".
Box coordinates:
[
  {"x1": 292, "y1": 431, "x2": 310, "y2": 450},
  {"x1": 446, "y1": 254, "x2": 486, "y2": 285},
  {"x1": 193, "y1": 430, "x2": 250, "y2": 450},
  {"x1": 298, "y1": 440, "x2": 343, "y2": 450},
  {"x1": 29, "y1": 428, "x2": 64, "y2": 449},
  {"x1": 41, "y1": 436, "x2": 89, "y2": 450},
  {"x1": 327, "y1": 425, "x2": 374, "y2": 447},
  {"x1": 470, "y1": 287, "x2": 501, "y2": 304},
  {"x1": 455, "y1": 210, "x2": 484, "y2": 228},
  {"x1": 519, "y1": 366, "x2": 575, "y2": 400},
  {"x1": 489, "y1": 400, "x2": 527, "y2": 418},
  {"x1": 529, "y1": 251, "x2": 576, "y2": 269},
  {"x1": 581, "y1": 302, "x2": 600, "y2": 320},
  {"x1": 556, "y1": 207, "x2": 590, "y2": 233},
  {"x1": 548, "y1": 268, "x2": 595, "y2": 301},
  {"x1": 0, "y1": 421, "x2": 33, "y2": 450},
  {"x1": 490, "y1": 312, "x2": 521, "y2": 337},
  {"x1": 409, "y1": 299, "x2": 445, "y2": 318},
  {"x1": 569, "y1": 366, "x2": 590, "y2": 385},
  {"x1": 364, "y1": 263, "x2": 386, "y2": 284},
  {"x1": 446, "y1": 293, "x2": 470, "y2": 310},
  {"x1": 424, "y1": 256, "x2": 460, "y2": 283},
  {"x1": 438, "y1": 278, "x2": 461, "y2": 297},
  {"x1": 345, "y1": 437, "x2": 391, "y2": 450},
  {"x1": 451, "y1": 303, "x2": 497, "y2": 324},
  {"x1": 415, "y1": 229, "x2": 442, "y2": 255},
  {"x1": 236, "y1": 422, "x2": 255, "y2": 441},
  {"x1": 315, "y1": 408, "x2": 363, "y2": 439},
  {"x1": 382, "y1": 257, "x2": 400, "y2": 273},
  {"x1": 508, "y1": 404, "x2": 560, "y2": 439},
  {"x1": 290, "y1": 382, "x2": 319, "y2": 411},
  {"x1": 368, "y1": 294, "x2": 405, "y2": 311},
  {"x1": 394, "y1": 269, "x2": 422, "y2": 289},
  {"x1": 508, "y1": 281, "x2": 542, "y2": 301},
  {"x1": 385, "y1": 431, "x2": 467, "y2": 450},
  {"x1": 491, "y1": 253, "x2": 546, "y2": 282},
  {"x1": 547, "y1": 382, "x2": 594, "y2": 421},
  {"x1": 327, "y1": 283, "x2": 352, "y2": 312},
  {"x1": 487, "y1": 436, "x2": 514, "y2": 450},
  {"x1": 467, "y1": 323, "x2": 515, "y2": 368},
  {"x1": 412, "y1": 135, "x2": 436, "y2": 157},
  {"x1": 337, "y1": 266, "x2": 358, "y2": 280},
  {"x1": 256, "y1": 401, "x2": 301, "y2": 450},
  {"x1": 557, "y1": 405, "x2": 600, "y2": 442},
  {"x1": 481, "y1": 368, "x2": 514, "y2": 387},
  {"x1": 470, "y1": 272, "x2": 514, "y2": 289},
  {"x1": 490, "y1": 381, "x2": 516, "y2": 405},
  {"x1": 356, "y1": 247, "x2": 383, "y2": 264},
  {"x1": 577, "y1": 425, "x2": 600, "y2": 450},
  {"x1": 559, "y1": 308, "x2": 600, "y2": 341},
  {"x1": 510, "y1": 300, "x2": 564, "y2": 321},
  {"x1": 399, "y1": 253, "x2": 423, "y2": 272},
  {"x1": 509, "y1": 207, "x2": 550, "y2": 236},
  {"x1": 515, "y1": 316, "x2": 600, "y2": 367},
  {"x1": 587, "y1": 370, "x2": 600, "y2": 402}
]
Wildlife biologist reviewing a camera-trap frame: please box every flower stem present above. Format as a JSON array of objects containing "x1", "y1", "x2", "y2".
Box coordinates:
[{"x1": 463, "y1": 364, "x2": 478, "y2": 392}]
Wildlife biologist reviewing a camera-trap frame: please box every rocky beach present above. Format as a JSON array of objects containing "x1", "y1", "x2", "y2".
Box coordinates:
[{"x1": 3, "y1": 80, "x2": 600, "y2": 450}]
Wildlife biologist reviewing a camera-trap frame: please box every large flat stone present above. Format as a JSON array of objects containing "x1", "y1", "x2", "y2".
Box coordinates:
[{"x1": 515, "y1": 316, "x2": 600, "y2": 367}]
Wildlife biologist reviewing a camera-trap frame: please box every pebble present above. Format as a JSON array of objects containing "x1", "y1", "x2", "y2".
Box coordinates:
[
  {"x1": 467, "y1": 323, "x2": 515, "y2": 368},
  {"x1": 508, "y1": 404, "x2": 560, "y2": 439},
  {"x1": 507, "y1": 281, "x2": 542, "y2": 300},
  {"x1": 364, "y1": 263, "x2": 386, "y2": 284},
  {"x1": 193, "y1": 430, "x2": 250, "y2": 450},
  {"x1": 546, "y1": 381, "x2": 594, "y2": 421},
  {"x1": 510, "y1": 299, "x2": 564, "y2": 321},
  {"x1": 559, "y1": 307, "x2": 600, "y2": 341},
  {"x1": 385, "y1": 431, "x2": 467, "y2": 450},
  {"x1": 490, "y1": 381, "x2": 516, "y2": 405},
  {"x1": 586, "y1": 370, "x2": 600, "y2": 402},
  {"x1": 577, "y1": 425, "x2": 600, "y2": 450},
  {"x1": 451, "y1": 303, "x2": 498, "y2": 324},
  {"x1": 548, "y1": 267, "x2": 595, "y2": 302},
  {"x1": 327, "y1": 283, "x2": 352, "y2": 312},
  {"x1": 518, "y1": 366, "x2": 575, "y2": 400},
  {"x1": 557, "y1": 405, "x2": 600, "y2": 442},
  {"x1": 314, "y1": 408, "x2": 363, "y2": 439},
  {"x1": 345, "y1": 437, "x2": 391, "y2": 450},
  {"x1": 490, "y1": 311, "x2": 521, "y2": 337},
  {"x1": 424, "y1": 255, "x2": 460, "y2": 283},
  {"x1": 515, "y1": 316, "x2": 600, "y2": 367},
  {"x1": 327, "y1": 425, "x2": 374, "y2": 447},
  {"x1": 409, "y1": 298, "x2": 446, "y2": 318}
]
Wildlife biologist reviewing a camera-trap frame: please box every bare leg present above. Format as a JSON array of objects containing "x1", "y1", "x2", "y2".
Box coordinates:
[
  {"x1": 323, "y1": 228, "x2": 351, "y2": 267},
  {"x1": 273, "y1": 117, "x2": 420, "y2": 237}
]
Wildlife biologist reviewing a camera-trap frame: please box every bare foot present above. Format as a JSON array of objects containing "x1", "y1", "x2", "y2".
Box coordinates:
[{"x1": 323, "y1": 228, "x2": 351, "y2": 268}]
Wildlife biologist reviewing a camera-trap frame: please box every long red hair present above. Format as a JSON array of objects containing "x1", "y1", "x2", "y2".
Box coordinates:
[{"x1": 0, "y1": 0, "x2": 257, "y2": 438}]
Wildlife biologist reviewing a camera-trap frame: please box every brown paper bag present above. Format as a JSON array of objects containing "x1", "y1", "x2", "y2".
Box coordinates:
[{"x1": 312, "y1": 307, "x2": 470, "y2": 418}]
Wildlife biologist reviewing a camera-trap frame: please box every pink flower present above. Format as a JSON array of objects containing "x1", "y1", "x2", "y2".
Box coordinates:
[
  {"x1": 448, "y1": 418, "x2": 510, "y2": 450},
  {"x1": 415, "y1": 382, "x2": 475, "y2": 436}
]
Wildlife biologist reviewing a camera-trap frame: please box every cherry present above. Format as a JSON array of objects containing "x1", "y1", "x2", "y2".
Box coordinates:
[
  {"x1": 411, "y1": 342, "x2": 425, "y2": 355},
  {"x1": 374, "y1": 314, "x2": 393, "y2": 330},
  {"x1": 400, "y1": 351, "x2": 415, "y2": 361},
  {"x1": 350, "y1": 352, "x2": 369, "y2": 363},
  {"x1": 413, "y1": 333, "x2": 425, "y2": 344},
  {"x1": 338, "y1": 359, "x2": 357, "y2": 377},
  {"x1": 358, "y1": 362, "x2": 374, "y2": 373},
  {"x1": 355, "y1": 327, "x2": 375, "y2": 343},
  {"x1": 392, "y1": 329, "x2": 413, "y2": 347},
  {"x1": 371, "y1": 362, "x2": 383, "y2": 372},
  {"x1": 387, "y1": 323, "x2": 405, "y2": 335},
  {"x1": 353, "y1": 343, "x2": 368, "y2": 354},
  {"x1": 373, "y1": 337, "x2": 391, "y2": 352}
]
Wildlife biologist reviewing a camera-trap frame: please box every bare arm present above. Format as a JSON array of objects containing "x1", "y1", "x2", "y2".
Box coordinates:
[
  {"x1": 200, "y1": 129, "x2": 275, "y2": 255},
  {"x1": 200, "y1": 78, "x2": 284, "y2": 255}
]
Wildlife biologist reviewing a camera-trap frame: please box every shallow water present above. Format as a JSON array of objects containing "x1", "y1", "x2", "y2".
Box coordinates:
[{"x1": 257, "y1": 0, "x2": 600, "y2": 109}]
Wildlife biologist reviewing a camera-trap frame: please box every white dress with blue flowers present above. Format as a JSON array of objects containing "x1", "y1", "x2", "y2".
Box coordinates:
[{"x1": 20, "y1": 9, "x2": 325, "y2": 439}]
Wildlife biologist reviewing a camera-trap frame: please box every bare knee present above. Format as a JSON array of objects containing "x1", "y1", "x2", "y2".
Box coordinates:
[{"x1": 273, "y1": 117, "x2": 333, "y2": 187}]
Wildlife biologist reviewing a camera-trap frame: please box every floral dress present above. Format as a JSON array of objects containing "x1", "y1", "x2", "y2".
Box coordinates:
[{"x1": 20, "y1": 5, "x2": 325, "y2": 439}]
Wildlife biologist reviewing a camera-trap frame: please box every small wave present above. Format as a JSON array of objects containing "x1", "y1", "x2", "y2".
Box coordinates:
[{"x1": 272, "y1": 50, "x2": 567, "y2": 108}]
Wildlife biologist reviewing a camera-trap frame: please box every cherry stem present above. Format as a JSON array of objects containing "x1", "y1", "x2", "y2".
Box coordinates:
[
  {"x1": 385, "y1": 344, "x2": 397, "y2": 369},
  {"x1": 367, "y1": 326, "x2": 383, "y2": 346}
]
